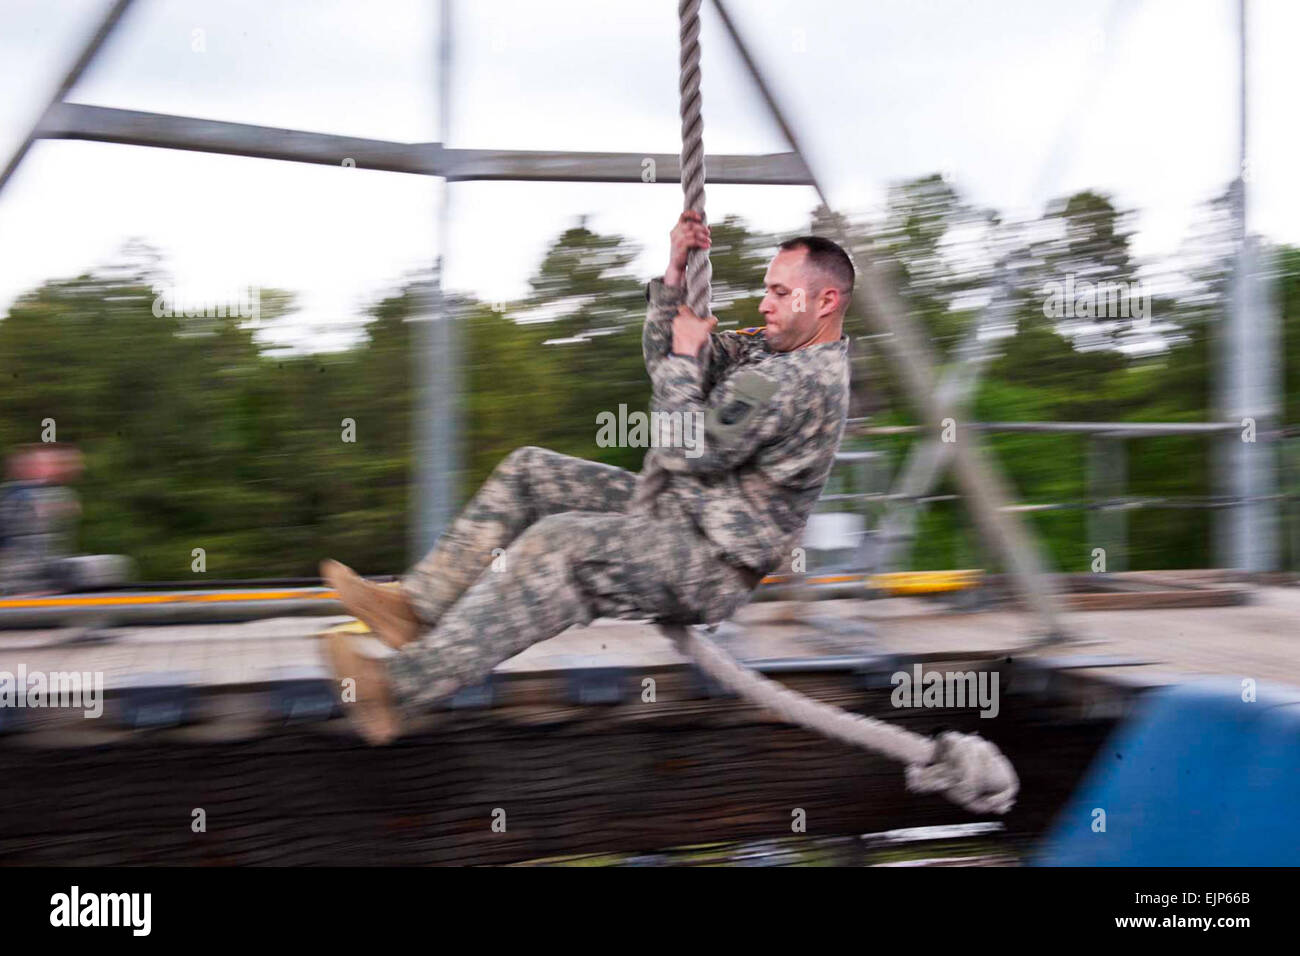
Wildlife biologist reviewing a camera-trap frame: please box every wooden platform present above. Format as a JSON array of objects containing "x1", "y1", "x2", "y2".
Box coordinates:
[
  {"x1": 1, "y1": 572, "x2": 1288, "y2": 691},
  {"x1": 0, "y1": 573, "x2": 1293, "y2": 865}
]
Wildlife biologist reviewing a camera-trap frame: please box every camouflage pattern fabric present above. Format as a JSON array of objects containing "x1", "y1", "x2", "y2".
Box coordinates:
[
  {"x1": 388, "y1": 279, "x2": 850, "y2": 711},
  {"x1": 634, "y1": 277, "x2": 851, "y2": 575},
  {"x1": 389, "y1": 446, "x2": 754, "y2": 710}
]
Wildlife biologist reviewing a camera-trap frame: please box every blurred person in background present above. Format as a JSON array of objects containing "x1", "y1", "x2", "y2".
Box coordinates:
[{"x1": 0, "y1": 444, "x2": 84, "y2": 595}]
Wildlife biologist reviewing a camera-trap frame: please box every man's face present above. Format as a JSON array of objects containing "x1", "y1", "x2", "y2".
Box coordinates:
[
  {"x1": 758, "y1": 247, "x2": 833, "y2": 352},
  {"x1": 27, "y1": 450, "x2": 61, "y2": 483}
]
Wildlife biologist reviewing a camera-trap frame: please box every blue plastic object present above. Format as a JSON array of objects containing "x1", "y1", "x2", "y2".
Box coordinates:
[{"x1": 1037, "y1": 677, "x2": 1300, "y2": 866}]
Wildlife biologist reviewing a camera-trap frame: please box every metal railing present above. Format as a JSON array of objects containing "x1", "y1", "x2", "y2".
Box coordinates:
[{"x1": 819, "y1": 420, "x2": 1297, "y2": 575}]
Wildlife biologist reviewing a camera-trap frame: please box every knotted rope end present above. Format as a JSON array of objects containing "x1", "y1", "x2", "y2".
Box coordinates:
[{"x1": 904, "y1": 730, "x2": 1019, "y2": 816}]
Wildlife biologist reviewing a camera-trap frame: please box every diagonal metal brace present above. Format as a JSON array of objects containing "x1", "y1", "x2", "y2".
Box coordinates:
[{"x1": 711, "y1": 0, "x2": 1068, "y2": 642}]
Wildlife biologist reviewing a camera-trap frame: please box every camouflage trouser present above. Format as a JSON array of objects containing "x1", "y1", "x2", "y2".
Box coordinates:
[{"x1": 387, "y1": 446, "x2": 758, "y2": 711}]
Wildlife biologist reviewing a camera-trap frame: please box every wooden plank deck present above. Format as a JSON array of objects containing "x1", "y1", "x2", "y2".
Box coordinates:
[
  {"x1": 0, "y1": 576, "x2": 1292, "y2": 865},
  {"x1": 2, "y1": 577, "x2": 1290, "y2": 690}
]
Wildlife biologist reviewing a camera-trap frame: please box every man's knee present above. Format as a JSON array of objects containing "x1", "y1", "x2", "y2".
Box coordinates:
[
  {"x1": 497, "y1": 445, "x2": 545, "y2": 476},
  {"x1": 497, "y1": 445, "x2": 584, "y2": 484}
]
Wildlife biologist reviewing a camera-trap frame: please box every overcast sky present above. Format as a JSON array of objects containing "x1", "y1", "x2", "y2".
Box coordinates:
[{"x1": 0, "y1": 0, "x2": 1296, "y2": 351}]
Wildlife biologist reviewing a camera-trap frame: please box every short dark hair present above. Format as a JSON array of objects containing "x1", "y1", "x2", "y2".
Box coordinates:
[{"x1": 778, "y1": 235, "x2": 855, "y2": 295}]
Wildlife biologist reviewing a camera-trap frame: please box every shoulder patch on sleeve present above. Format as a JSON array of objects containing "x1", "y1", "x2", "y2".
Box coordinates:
[{"x1": 707, "y1": 368, "x2": 782, "y2": 441}]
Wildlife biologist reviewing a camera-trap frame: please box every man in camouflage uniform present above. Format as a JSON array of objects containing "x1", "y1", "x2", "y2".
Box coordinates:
[{"x1": 322, "y1": 212, "x2": 854, "y2": 743}]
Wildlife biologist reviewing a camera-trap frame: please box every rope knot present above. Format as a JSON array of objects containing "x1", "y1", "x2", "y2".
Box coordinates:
[{"x1": 905, "y1": 731, "x2": 1019, "y2": 815}]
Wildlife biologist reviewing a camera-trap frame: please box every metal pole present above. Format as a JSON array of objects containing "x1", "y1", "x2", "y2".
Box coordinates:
[
  {"x1": 1219, "y1": 0, "x2": 1249, "y2": 571},
  {"x1": 413, "y1": 0, "x2": 460, "y2": 560},
  {"x1": 1221, "y1": 0, "x2": 1278, "y2": 571},
  {"x1": 0, "y1": 0, "x2": 136, "y2": 196},
  {"x1": 31, "y1": 103, "x2": 814, "y2": 184}
]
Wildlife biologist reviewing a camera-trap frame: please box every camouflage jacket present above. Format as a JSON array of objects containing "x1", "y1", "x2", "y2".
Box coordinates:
[
  {"x1": 632, "y1": 278, "x2": 850, "y2": 575},
  {"x1": 0, "y1": 480, "x2": 76, "y2": 558}
]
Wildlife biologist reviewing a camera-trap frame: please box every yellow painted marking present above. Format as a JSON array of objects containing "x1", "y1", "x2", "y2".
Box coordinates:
[
  {"x1": 759, "y1": 570, "x2": 982, "y2": 593},
  {"x1": 869, "y1": 570, "x2": 982, "y2": 594},
  {"x1": 0, "y1": 589, "x2": 338, "y2": 610},
  {"x1": 0, "y1": 570, "x2": 980, "y2": 612}
]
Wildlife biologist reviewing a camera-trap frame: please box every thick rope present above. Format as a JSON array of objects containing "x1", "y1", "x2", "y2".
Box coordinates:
[
  {"x1": 652, "y1": 0, "x2": 1018, "y2": 816},
  {"x1": 663, "y1": 624, "x2": 1019, "y2": 815},
  {"x1": 627, "y1": 0, "x2": 713, "y2": 514},
  {"x1": 677, "y1": 0, "x2": 712, "y2": 318}
]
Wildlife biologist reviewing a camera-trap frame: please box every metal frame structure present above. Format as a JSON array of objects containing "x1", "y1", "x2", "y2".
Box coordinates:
[
  {"x1": 833, "y1": 419, "x2": 1293, "y2": 576},
  {"x1": 23, "y1": 101, "x2": 816, "y2": 187},
  {"x1": 1218, "y1": 0, "x2": 1279, "y2": 573},
  {"x1": 0, "y1": 0, "x2": 1281, "y2": 619},
  {"x1": 0, "y1": 0, "x2": 816, "y2": 562}
]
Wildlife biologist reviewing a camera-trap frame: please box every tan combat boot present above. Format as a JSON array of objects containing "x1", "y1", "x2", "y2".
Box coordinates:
[
  {"x1": 323, "y1": 628, "x2": 400, "y2": 745},
  {"x1": 320, "y1": 559, "x2": 421, "y2": 650}
]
